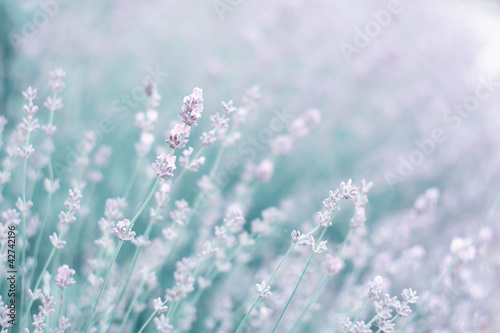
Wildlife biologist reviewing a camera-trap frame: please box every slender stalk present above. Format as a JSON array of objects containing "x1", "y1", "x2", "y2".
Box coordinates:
[
  {"x1": 124, "y1": 158, "x2": 142, "y2": 199},
  {"x1": 117, "y1": 280, "x2": 146, "y2": 332},
  {"x1": 84, "y1": 177, "x2": 161, "y2": 332},
  {"x1": 272, "y1": 227, "x2": 328, "y2": 332},
  {"x1": 108, "y1": 222, "x2": 154, "y2": 323},
  {"x1": 84, "y1": 241, "x2": 123, "y2": 332},
  {"x1": 399, "y1": 193, "x2": 500, "y2": 332},
  {"x1": 235, "y1": 244, "x2": 296, "y2": 333},
  {"x1": 290, "y1": 275, "x2": 329, "y2": 333},
  {"x1": 20, "y1": 109, "x2": 34, "y2": 325},
  {"x1": 347, "y1": 296, "x2": 371, "y2": 330}
]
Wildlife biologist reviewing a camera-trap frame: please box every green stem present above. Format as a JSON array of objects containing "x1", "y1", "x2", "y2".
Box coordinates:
[
  {"x1": 290, "y1": 275, "x2": 329, "y2": 333},
  {"x1": 20, "y1": 111, "x2": 34, "y2": 326},
  {"x1": 347, "y1": 296, "x2": 371, "y2": 331},
  {"x1": 84, "y1": 241, "x2": 123, "y2": 332},
  {"x1": 84, "y1": 177, "x2": 160, "y2": 332},
  {"x1": 109, "y1": 222, "x2": 155, "y2": 323},
  {"x1": 124, "y1": 158, "x2": 142, "y2": 199},
  {"x1": 272, "y1": 227, "x2": 328, "y2": 332},
  {"x1": 117, "y1": 280, "x2": 146, "y2": 332},
  {"x1": 235, "y1": 244, "x2": 296, "y2": 333}
]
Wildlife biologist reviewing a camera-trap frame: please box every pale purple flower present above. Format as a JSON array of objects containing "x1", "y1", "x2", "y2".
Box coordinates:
[
  {"x1": 368, "y1": 276, "x2": 383, "y2": 298},
  {"x1": 349, "y1": 321, "x2": 371, "y2": 333},
  {"x1": 39, "y1": 295, "x2": 55, "y2": 316},
  {"x1": 291, "y1": 230, "x2": 301, "y2": 243},
  {"x1": 153, "y1": 298, "x2": 168, "y2": 314},
  {"x1": 179, "y1": 147, "x2": 205, "y2": 172},
  {"x1": 43, "y1": 179, "x2": 60, "y2": 194},
  {"x1": 256, "y1": 281, "x2": 272, "y2": 299},
  {"x1": 340, "y1": 179, "x2": 358, "y2": 200},
  {"x1": 376, "y1": 319, "x2": 395, "y2": 333},
  {"x1": 32, "y1": 313, "x2": 46, "y2": 331},
  {"x1": 113, "y1": 219, "x2": 136, "y2": 241},
  {"x1": 317, "y1": 211, "x2": 331, "y2": 227},
  {"x1": 17, "y1": 145, "x2": 35, "y2": 159},
  {"x1": 57, "y1": 316, "x2": 71, "y2": 330},
  {"x1": 314, "y1": 240, "x2": 328, "y2": 254},
  {"x1": 162, "y1": 228, "x2": 177, "y2": 241},
  {"x1": 44, "y1": 96, "x2": 63, "y2": 111},
  {"x1": 63, "y1": 188, "x2": 82, "y2": 212},
  {"x1": 28, "y1": 289, "x2": 43, "y2": 300},
  {"x1": 154, "y1": 314, "x2": 174, "y2": 333},
  {"x1": 166, "y1": 123, "x2": 190, "y2": 149},
  {"x1": 49, "y1": 68, "x2": 66, "y2": 81},
  {"x1": 322, "y1": 254, "x2": 345, "y2": 276},
  {"x1": 394, "y1": 301, "x2": 412, "y2": 317},
  {"x1": 197, "y1": 175, "x2": 215, "y2": 194},
  {"x1": 2, "y1": 209, "x2": 20, "y2": 226},
  {"x1": 16, "y1": 198, "x2": 33, "y2": 213},
  {"x1": 200, "y1": 131, "x2": 216, "y2": 147},
  {"x1": 323, "y1": 189, "x2": 342, "y2": 211},
  {"x1": 41, "y1": 124, "x2": 56, "y2": 137},
  {"x1": 49, "y1": 233, "x2": 66, "y2": 249},
  {"x1": 152, "y1": 153, "x2": 176, "y2": 178},
  {"x1": 179, "y1": 87, "x2": 204, "y2": 126},
  {"x1": 55, "y1": 265, "x2": 76, "y2": 289},
  {"x1": 255, "y1": 159, "x2": 274, "y2": 183},
  {"x1": 271, "y1": 135, "x2": 293, "y2": 155},
  {"x1": 210, "y1": 112, "x2": 229, "y2": 129},
  {"x1": 104, "y1": 197, "x2": 127, "y2": 221},
  {"x1": 170, "y1": 200, "x2": 190, "y2": 225},
  {"x1": 58, "y1": 211, "x2": 76, "y2": 225},
  {"x1": 221, "y1": 100, "x2": 237, "y2": 115},
  {"x1": 350, "y1": 206, "x2": 366, "y2": 229},
  {"x1": 135, "y1": 132, "x2": 155, "y2": 156},
  {"x1": 131, "y1": 235, "x2": 151, "y2": 248},
  {"x1": 450, "y1": 237, "x2": 476, "y2": 262},
  {"x1": 94, "y1": 146, "x2": 112, "y2": 167},
  {"x1": 24, "y1": 104, "x2": 38, "y2": 116},
  {"x1": 23, "y1": 87, "x2": 37, "y2": 101},
  {"x1": 135, "y1": 110, "x2": 158, "y2": 132},
  {"x1": 223, "y1": 209, "x2": 245, "y2": 234},
  {"x1": 401, "y1": 288, "x2": 419, "y2": 304}
]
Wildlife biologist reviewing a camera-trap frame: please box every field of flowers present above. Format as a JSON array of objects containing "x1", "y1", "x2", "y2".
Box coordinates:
[{"x1": 1, "y1": 0, "x2": 500, "y2": 332}]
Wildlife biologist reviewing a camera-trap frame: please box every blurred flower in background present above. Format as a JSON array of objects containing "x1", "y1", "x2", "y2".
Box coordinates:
[{"x1": 1, "y1": 0, "x2": 500, "y2": 332}]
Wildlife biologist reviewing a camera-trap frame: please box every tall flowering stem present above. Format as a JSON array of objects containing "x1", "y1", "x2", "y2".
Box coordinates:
[
  {"x1": 83, "y1": 177, "x2": 161, "y2": 333},
  {"x1": 399, "y1": 193, "x2": 500, "y2": 332},
  {"x1": 236, "y1": 183, "x2": 349, "y2": 333}
]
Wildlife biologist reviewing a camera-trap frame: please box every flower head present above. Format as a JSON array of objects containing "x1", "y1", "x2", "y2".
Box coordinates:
[
  {"x1": 153, "y1": 153, "x2": 176, "y2": 178},
  {"x1": 55, "y1": 265, "x2": 76, "y2": 289},
  {"x1": 179, "y1": 87, "x2": 203, "y2": 126},
  {"x1": 113, "y1": 219, "x2": 136, "y2": 241}
]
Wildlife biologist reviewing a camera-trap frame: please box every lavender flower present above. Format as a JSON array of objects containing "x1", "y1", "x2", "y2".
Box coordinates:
[
  {"x1": 179, "y1": 87, "x2": 204, "y2": 126},
  {"x1": 152, "y1": 153, "x2": 177, "y2": 178},
  {"x1": 113, "y1": 219, "x2": 136, "y2": 241},
  {"x1": 153, "y1": 298, "x2": 168, "y2": 314},
  {"x1": 166, "y1": 123, "x2": 191, "y2": 149},
  {"x1": 154, "y1": 314, "x2": 174, "y2": 333},
  {"x1": 368, "y1": 275, "x2": 383, "y2": 298},
  {"x1": 256, "y1": 281, "x2": 272, "y2": 299},
  {"x1": 401, "y1": 288, "x2": 419, "y2": 304},
  {"x1": 55, "y1": 265, "x2": 76, "y2": 289}
]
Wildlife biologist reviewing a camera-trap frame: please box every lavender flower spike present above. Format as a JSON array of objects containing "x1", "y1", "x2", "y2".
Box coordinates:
[
  {"x1": 153, "y1": 153, "x2": 177, "y2": 178},
  {"x1": 179, "y1": 87, "x2": 203, "y2": 126}
]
